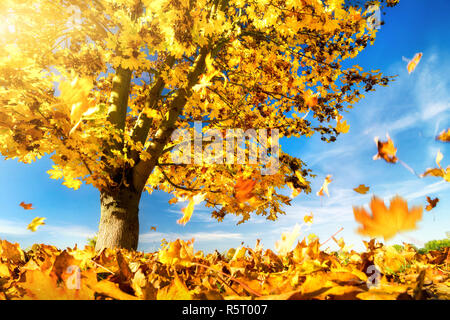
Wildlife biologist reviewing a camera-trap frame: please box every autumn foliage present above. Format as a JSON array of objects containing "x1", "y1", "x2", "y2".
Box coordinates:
[{"x1": 0, "y1": 238, "x2": 448, "y2": 300}]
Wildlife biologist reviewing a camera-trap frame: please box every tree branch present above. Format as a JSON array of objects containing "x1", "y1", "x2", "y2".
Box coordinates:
[{"x1": 132, "y1": 46, "x2": 211, "y2": 192}]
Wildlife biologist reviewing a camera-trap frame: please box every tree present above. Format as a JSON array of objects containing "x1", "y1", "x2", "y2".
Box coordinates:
[{"x1": 0, "y1": 0, "x2": 397, "y2": 250}]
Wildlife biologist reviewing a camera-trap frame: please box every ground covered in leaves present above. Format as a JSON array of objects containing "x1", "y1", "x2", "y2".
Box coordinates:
[{"x1": 0, "y1": 238, "x2": 448, "y2": 300}]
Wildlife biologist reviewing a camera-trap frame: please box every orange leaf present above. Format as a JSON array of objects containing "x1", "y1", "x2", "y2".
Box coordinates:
[
  {"x1": 373, "y1": 134, "x2": 398, "y2": 163},
  {"x1": 425, "y1": 196, "x2": 439, "y2": 212},
  {"x1": 234, "y1": 178, "x2": 256, "y2": 203},
  {"x1": 303, "y1": 90, "x2": 318, "y2": 108},
  {"x1": 353, "y1": 184, "x2": 370, "y2": 194},
  {"x1": 19, "y1": 202, "x2": 34, "y2": 210},
  {"x1": 316, "y1": 175, "x2": 332, "y2": 197},
  {"x1": 353, "y1": 196, "x2": 423, "y2": 240},
  {"x1": 436, "y1": 128, "x2": 450, "y2": 142}
]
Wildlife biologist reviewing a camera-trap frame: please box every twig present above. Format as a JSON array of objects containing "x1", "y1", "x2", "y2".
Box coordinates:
[
  {"x1": 91, "y1": 260, "x2": 115, "y2": 274},
  {"x1": 320, "y1": 227, "x2": 344, "y2": 247}
]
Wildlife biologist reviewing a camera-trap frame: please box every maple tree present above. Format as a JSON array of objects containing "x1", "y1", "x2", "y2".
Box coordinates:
[{"x1": 0, "y1": 0, "x2": 398, "y2": 250}]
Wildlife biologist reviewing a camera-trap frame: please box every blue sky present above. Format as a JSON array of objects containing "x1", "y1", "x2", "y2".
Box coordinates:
[{"x1": 1, "y1": 0, "x2": 449, "y2": 253}]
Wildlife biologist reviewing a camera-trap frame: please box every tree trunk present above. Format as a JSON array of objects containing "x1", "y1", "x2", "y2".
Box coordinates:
[{"x1": 95, "y1": 187, "x2": 142, "y2": 251}]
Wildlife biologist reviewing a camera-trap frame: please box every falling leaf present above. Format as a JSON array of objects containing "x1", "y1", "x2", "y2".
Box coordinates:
[
  {"x1": 353, "y1": 196, "x2": 423, "y2": 240},
  {"x1": 27, "y1": 217, "x2": 46, "y2": 232},
  {"x1": 234, "y1": 178, "x2": 257, "y2": 203},
  {"x1": 317, "y1": 175, "x2": 332, "y2": 197},
  {"x1": 275, "y1": 224, "x2": 302, "y2": 256},
  {"x1": 407, "y1": 52, "x2": 423, "y2": 74},
  {"x1": 177, "y1": 193, "x2": 206, "y2": 225},
  {"x1": 58, "y1": 76, "x2": 95, "y2": 124},
  {"x1": 336, "y1": 119, "x2": 350, "y2": 134},
  {"x1": 353, "y1": 184, "x2": 370, "y2": 194},
  {"x1": 373, "y1": 134, "x2": 398, "y2": 163},
  {"x1": 19, "y1": 202, "x2": 34, "y2": 210},
  {"x1": 303, "y1": 213, "x2": 314, "y2": 225},
  {"x1": 303, "y1": 90, "x2": 319, "y2": 108},
  {"x1": 287, "y1": 182, "x2": 301, "y2": 199},
  {"x1": 425, "y1": 197, "x2": 439, "y2": 211},
  {"x1": 420, "y1": 150, "x2": 450, "y2": 182},
  {"x1": 436, "y1": 128, "x2": 450, "y2": 142}
]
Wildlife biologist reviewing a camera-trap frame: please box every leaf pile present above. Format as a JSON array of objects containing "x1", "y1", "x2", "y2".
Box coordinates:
[{"x1": 0, "y1": 238, "x2": 448, "y2": 300}]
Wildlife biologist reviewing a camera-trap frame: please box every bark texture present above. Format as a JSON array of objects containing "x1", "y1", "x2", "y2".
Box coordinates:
[{"x1": 96, "y1": 188, "x2": 141, "y2": 251}]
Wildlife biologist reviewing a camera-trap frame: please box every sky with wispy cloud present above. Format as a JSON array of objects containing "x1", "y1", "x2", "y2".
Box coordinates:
[{"x1": 1, "y1": 0, "x2": 449, "y2": 253}]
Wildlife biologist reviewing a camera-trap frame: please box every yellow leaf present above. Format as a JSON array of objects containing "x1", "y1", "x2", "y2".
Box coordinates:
[
  {"x1": 27, "y1": 217, "x2": 46, "y2": 232},
  {"x1": 336, "y1": 119, "x2": 350, "y2": 133},
  {"x1": 275, "y1": 223, "x2": 301, "y2": 256},
  {"x1": 317, "y1": 175, "x2": 332, "y2": 197},
  {"x1": 157, "y1": 275, "x2": 193, "y2": 300},
  {"x1": 303, "y1": 213, "x2": 314, "y2": 225},
  {"x1": 407, "y1": 52, "x2": 423, "y2": 74},
  {"x1": 177, "y1": 193, "x2": 206, "y2": 225}
]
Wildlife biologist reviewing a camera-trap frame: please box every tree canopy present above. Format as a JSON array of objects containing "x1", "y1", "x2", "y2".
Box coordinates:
[{"x1": 0, "y1": 0, "x2": 395, "y2": 226}]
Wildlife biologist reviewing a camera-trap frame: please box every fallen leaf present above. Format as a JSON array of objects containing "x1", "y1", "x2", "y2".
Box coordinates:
[{"x1": 157, "y1": 274, "x2": 193, "y2": 300}]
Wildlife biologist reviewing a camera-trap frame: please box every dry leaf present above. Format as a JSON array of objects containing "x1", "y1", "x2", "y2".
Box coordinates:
[
  {"x1": 407, "y1": 52, "x2": 423, "y2": 74},
  {"x1": 436, "y1": 128, "x2": 450, "y2": 142},
  {"x1": 177, "y1": 193, "x2": 206, "y2": 225},
  {"x1": 19, "y1": 202, "x2": 34, "y2": 210},
  {"x1": 425, "y1": 196, "x2": 439, "y2": 211},
  {"x1": 353, "y1": 184, "x2": 370, "y2": 194},
  {"x1": 373, "y1": 134, "x2": 398, "y2": 163},
  {"x1": 234, "y1": 178, "x2": 256, "y2": 203},
  {"x1": 353, "y1": 196, "x2": 423, "y2": 240},
  {"x1": 317, "y1": 175, "x2": 332, "y2": 197},
  {"x1": 27, "y1": 217, "x2": 46, "y2": 232},
  {"x1": 303, "y1": 213, "x2": 313, "y2": 225}
]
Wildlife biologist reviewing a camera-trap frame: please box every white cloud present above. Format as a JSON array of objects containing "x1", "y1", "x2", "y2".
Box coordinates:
[
  {"x1": 0, "y1": 219, "x2": 29, "y2": 236},
  {"x1": 139, "y1": 231, "x2": 243, "y2": 244},
  {"x1": 45, "y1": 225, "x2": 96, "y2": 239},
  {"x1": 0, "y1": 218, "x2": 96, "y2": 239}
]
